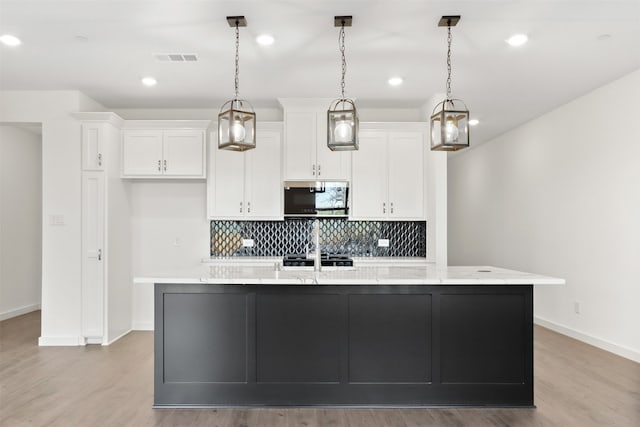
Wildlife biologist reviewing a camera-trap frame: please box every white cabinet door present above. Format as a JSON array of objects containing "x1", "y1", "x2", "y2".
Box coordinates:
[
  {"x1": 122, "y1": 130, "x2": 163, "y2": 176},
  {"x1": 315, "y1": 112, "x2": 351, "y2": 180},
  {"x1": 209, "y1": 133, "x2": 245, "y2": 219},
  {"x1": 245, "y1": 129, "x2": 282, "y2": 219},
  {"x1": 82, "y1": 171, "x2": 105, "y2": 340},
  {"x1": 163, "y1": 130, "x2": 205, "y2": 177},
  {"x1": 388, "y1": 132, "x2": 425, "y2": 219},
  {"x1": 351, "y1": 131, "x2": 388, "y2": 219},
  {"x1": 82, "y1": 124, "x2": 105, "y2": 171},
  {"x1": 284, "y1": 112, "x2": 316, "y2": 180}
]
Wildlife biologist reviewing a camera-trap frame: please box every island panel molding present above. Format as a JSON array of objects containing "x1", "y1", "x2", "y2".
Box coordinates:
[{"x1": 154, "y1": 283, "x2": 534, "y2": 407}]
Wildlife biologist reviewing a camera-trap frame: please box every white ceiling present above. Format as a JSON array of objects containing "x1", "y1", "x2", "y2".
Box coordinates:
[{"x1": 1, "y1": 0, "x2": 639, "y2": 144}]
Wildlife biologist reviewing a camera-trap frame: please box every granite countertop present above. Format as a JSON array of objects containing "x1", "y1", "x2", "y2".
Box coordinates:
[{"x1": 135, "y1": 262, "x2": 564, "y2": 286}]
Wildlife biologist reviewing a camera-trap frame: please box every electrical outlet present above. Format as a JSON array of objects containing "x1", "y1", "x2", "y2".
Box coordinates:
[
  {"x1": 574, "y1": 301, "x2": 581, "y2": 315},
  {"x1": 242, "y1": 239, "x2": 255, "y2": 247},
  {"x1": 49, "y1": 215, "x2": 65, "y2": 226},
  {"x1": 378, "y1": 239, "x2": 390, "y2": 248}
]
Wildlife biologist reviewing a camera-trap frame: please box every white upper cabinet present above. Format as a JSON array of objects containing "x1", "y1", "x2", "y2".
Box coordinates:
[
  {"x1": 208, "y1": 123, "x2": 283, "y2": 220},
  {"x1": 121, "y1": 121, "x2": 208, "y2": 178},
  {"x1": 351, "y1": 124, "x2": 426, "y2": 220},
  {"x1": 281, "y1": 100, "x2": 350, "y2": 181},
  {"x1": 162, "y1": 131, "x2": 206, "y2": 176},
  {"x1": 122, "y1": 130, "x2": 164, "y2": 176},
  {"x1": 351, "y1": 131, "x2": 388, "y2": 219},
  {"x1": 82, "y1": 124, "x2": 105, "y2": 171}
]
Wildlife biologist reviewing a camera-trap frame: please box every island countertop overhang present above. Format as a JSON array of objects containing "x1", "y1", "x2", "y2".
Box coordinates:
[{"x1": 135, "y1": 264, "x2": 565, "y2": 286}]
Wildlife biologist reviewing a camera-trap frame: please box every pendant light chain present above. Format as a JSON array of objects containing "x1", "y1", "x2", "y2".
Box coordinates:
[
  {"x1": 339, "y1": 24, "x2": 346, "y2": 100},
  {"x1": 446, "y1": 24, "x2": 452, "y2": 101},
  {"x1": 234, "y1": 21, "x2": 240, "y2": 100}
]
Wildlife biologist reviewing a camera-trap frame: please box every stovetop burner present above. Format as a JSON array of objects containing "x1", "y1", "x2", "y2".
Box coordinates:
[{"x1": 282, "y1": 253, "x2": 354, "y2": 267}]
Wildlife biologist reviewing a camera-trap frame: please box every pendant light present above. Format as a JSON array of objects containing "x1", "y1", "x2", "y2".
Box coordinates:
[
  {"x1": 327, "y1": 16, "x2": 359, "y2": 151},
  {"x1": 218, "y1": 16, "x2": 256, "y2": 151},
  {"x1": 430, "y1": 15, "x2": 470, "y2": 151}
]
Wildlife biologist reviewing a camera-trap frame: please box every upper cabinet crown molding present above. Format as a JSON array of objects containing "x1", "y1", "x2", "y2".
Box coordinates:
[
  {"x1": 71, "y1": 112, "x2": 125, "y2": 128},
  {"x1": 278, "y1": 98, "x2": 335, "y2": 111},
  {"x1": 122, "y1": 120, "x2": 212, "y2": 130},
  {"x1": 359, "y1": 122, "x2": 429, "y2": 131}
]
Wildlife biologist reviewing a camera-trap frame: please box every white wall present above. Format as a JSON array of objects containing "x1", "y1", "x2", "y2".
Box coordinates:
[
  {"x1": 0, "y1": 125, "x2": 42, "y2": 320},
  {"x1": 131, "y1": 181, "x2": 210, "y2": 276},
  {"x1": 448, "y1": 70, "x2": 640, "y2": 362},
  {"x1": 0, "y1": 90, "x2": 108, "y2": 345}
]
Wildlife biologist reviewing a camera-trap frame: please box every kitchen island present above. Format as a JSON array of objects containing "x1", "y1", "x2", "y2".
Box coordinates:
[{"x1": 151, "y1": 265, "x2": 563, "y2": 407}]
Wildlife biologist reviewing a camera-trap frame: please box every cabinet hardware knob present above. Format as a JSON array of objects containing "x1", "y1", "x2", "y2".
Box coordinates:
[
  {"x1": 318, "y1": 164, "x2": 321, "y2": 176},
  {"x1": 312, "y1": 164, "x2": 315, "y2": 175},
  {"x1": 240, "y1": 201, "x2": 243, "y2": 213},
  {"x1": 247, "y1": 202, "x2": 251, "y2": 213},
  {"x1": 158, "y1": 160, "x2": 161, "y2": 171},
  {"x1": 383, "y1": 202, "x2": 386, "y2": 214},
  {"x1": 97, "y1": 153, "x2": 102, "y2": 167},
  {"x1": 163, "y1": 159, "x2": 167, "y2": 172},
  {"x1": 98, "y1": 249, "x2": 102, "y2": 261},
  {"x1": 391, "y1": 202, "x2": 394, "y2": 214}
]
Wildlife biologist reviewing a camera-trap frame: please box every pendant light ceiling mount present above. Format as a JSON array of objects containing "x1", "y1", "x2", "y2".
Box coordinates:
[
  {"x1": 226, "y1": 16, "x2": 247, "y2": 27},
  {"x1": 438, "y1": 15, "x2": 460, "y2": 27},
  {"x1": 334, "y1": 16, "x2": 353, "y2": 27},
  {"x1": 430, "y1": 15, "x2": 470, "y2": 152},
  {"x1": 327, "y1": 15, "x2": 359, "y2": 152},
  {"x1": 218, "y1": 15, "x2": 256, "y2": 152}
]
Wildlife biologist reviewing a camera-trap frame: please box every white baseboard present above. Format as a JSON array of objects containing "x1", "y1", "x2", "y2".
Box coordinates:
[
  {"x1": 38, "y1": 336, "x2": 84, "y2": 346},
  {"x1": 104, "y1": 328, "x2": 132, "y2": 346},
  {"x1": 0, "y1": 303, "x2": 41, "y2": 321},
  {"x1": 534, "y1": 316, "x2": 640, "y2": 363},
  {"x1": 132, "y1": 321, "x2": 154, "y2": 331}
]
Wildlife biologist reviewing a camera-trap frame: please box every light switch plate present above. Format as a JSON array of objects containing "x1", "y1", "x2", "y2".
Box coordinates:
[
  {"x1": 378, "y1": 239, "x2": 390, "y2": 247},
  {"x1": 242, "y1": 239, "x2": 255, "y2": 247}
]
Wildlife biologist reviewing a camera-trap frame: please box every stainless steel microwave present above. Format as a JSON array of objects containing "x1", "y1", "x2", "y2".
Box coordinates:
[{"x1": 283, "y1": 181, "x2": 349, "y2": 217}]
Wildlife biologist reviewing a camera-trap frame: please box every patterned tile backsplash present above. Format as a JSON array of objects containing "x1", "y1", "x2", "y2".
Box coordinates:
[{"x1": 210, "y1": 219, "x2": 426, "y2": 257}]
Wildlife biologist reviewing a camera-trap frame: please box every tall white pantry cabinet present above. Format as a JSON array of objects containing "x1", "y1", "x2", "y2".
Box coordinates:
[{"x1": 74, "y1": 112, "x2": 132, "y2": 345}]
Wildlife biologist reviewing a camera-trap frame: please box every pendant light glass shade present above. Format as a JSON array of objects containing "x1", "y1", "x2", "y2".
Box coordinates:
[
  {"x1": 327, "y1": 16, "x2": 358, "y2": 151},
  {"x1": 218, "y1": 16, "x2": 256, "y2": 151},
  {"x1": 218, "y1": 99, "x2": 256, "y2": 151},
  {"x1": 328, "y1": 99, "x2": 359, "y2": 151},
  {"x1": 430, "y1": 98, "x2": 469, "y2": 151},
  {"x1": 430, "y1": 15, "x2": 470, "y2": 151}
]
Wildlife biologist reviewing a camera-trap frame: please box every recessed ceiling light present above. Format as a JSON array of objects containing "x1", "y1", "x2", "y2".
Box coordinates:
[
  {"x1": 468, "y1": 119, "x2": 479, "y2": 126},
  {"x1": 506, "y1": 34, "x2": 528, "y2": 47},
  {"x1": 256, "y1": 34, "x2": 274, "y2": 46},
  {"x1": 388, "y1": 77, "x2": 403, "y2": 86},
  {"x1": 0, "y1": 34, "x2": 22, "y2": 46},
  {"x1": 141, "y1": 76, "x2": 157, "y2": 87}
]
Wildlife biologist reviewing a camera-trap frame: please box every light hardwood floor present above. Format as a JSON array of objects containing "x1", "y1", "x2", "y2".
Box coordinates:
[{"x1": 1, "y1": 311, "x2": 638, "y2": 426}]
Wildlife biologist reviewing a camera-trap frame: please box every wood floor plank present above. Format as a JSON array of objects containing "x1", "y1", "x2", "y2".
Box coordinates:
[{"x1": 1, "y1": 311, "x2": 638, "y2": 427}]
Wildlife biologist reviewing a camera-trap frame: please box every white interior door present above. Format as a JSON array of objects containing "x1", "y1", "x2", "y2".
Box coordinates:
[{"x1": 82, "y1": 171, "x2": 105, "y2": 341}]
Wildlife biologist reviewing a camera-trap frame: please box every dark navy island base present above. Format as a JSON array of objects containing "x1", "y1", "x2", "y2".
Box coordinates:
[{"x1": 154, "y1": 283, "x2": 533, "y2": 407}]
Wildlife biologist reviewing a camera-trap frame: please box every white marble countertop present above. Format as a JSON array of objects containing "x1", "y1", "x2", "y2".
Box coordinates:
[{"x1": 135, "y1": 262, "x2": 564, "y2": 286}]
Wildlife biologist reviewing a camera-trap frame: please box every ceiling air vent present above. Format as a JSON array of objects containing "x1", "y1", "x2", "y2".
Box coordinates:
[{"x1": 153, "y1": 53, "x2": 198, "y2": 62}]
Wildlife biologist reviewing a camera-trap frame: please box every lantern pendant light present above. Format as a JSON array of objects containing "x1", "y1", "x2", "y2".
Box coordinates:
[
  {"x1": 430, "y1": 15, "x2": 470, "y2": 151},
  {"x1": 327, "y1": 16, "x2": 359, "y2": 151},
  {"x1": 218, "y1": 16, "x2": 256, "y2": 151}
]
